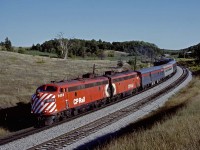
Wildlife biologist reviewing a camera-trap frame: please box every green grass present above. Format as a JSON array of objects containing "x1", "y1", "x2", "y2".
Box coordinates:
[
  {"x1": 176, "y1": 58, "x2": 195, "y2": 62},
  {"x1": 25, "y1": 50, "x2": 58, "y2": 58}
]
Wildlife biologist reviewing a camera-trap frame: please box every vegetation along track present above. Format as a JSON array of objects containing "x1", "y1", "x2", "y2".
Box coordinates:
[
  {"x1": 26, "y1": 67, "x2": 189, "y2": 150},
  {"x1": 0, "y1": 66, "x2": 188, "y2": 147}
]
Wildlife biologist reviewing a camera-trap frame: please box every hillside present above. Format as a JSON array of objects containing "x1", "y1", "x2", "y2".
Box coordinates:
[{"x1": 179, "y1": 43, "x2": 200, "y2": 62}]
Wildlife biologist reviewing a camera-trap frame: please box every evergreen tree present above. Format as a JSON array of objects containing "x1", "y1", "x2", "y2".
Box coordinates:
[
  {"x1": 4, "y1": 37, "x2": 13, "y2": 51},
  {"x1": 0, "y1": 41, "x2": 4, "y2": 46}
]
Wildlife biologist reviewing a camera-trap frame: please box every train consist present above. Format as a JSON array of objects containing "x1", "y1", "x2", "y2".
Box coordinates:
[{"x1": 31, "y1": 59, "x2": 177, "y2": 125}]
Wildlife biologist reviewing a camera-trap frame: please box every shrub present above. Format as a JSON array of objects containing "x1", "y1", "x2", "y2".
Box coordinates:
[
  {"x1": 117, "y1": 60, "x2": 123, "y2": 67},
  {"x1": 107, "y1": 51, "x2": 114, "y2": 57},
  {"x1": 68, "y1": 53, "x2": 75, "y2": 58},
  {"x1": 18, "y1": 47, "x2": 26, "y2": 54},
  {"x1": 0, "y1": 46, "x2": 6, "y2": 51}
]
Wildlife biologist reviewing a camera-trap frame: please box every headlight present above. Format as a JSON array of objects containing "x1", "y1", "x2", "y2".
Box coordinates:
[{"x1": 44, "y1": 98, "x2": 55, "y2": 103}]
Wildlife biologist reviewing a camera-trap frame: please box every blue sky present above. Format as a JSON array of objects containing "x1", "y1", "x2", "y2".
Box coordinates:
[{"x1": 0, "y1": 0, "x2": 200, "y2": 49}]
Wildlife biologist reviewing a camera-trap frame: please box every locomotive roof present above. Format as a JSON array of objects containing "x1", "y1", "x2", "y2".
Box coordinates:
[
  {"x1": 137, "y1": 65, "x2": 163, "y2": 74},
  {"x1": 51, "y1": 75, "x2": 108, "y2": 87}
]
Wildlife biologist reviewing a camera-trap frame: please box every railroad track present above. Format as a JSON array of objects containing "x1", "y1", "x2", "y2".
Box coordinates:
[
  {"x1": 0, "y1": 66, "x2": 187, "y2": 148},
  {"x1": 26, "y1": 67, "x2": 189, "y2": 150}
]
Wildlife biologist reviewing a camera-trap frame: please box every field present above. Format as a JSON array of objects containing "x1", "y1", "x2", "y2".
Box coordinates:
[
  {"x1": 0, "y1": 51, "x2": 117, "y2": 109},
  {"x1": 96, "y1": 77, "x2": 200, "y2": 150}
]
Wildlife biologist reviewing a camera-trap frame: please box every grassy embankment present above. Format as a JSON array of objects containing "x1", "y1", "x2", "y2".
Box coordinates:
[{"x1": 96, "y1": 60, "x2": 200, "y2": 150}]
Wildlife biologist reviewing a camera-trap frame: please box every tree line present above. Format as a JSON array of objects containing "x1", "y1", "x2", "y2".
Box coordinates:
[
  {"x1": 179, "y1": 43, "x2": 200, "y2": 63},
  {"x1": 31, "y1": 38, "x2": 162, "y2": 59},
  {"x1": 0, "y1": 37, "x2": 162, "y2": 60},
  {"x1": 2, "y1": 36, "x2": 199, "y2": 64}
]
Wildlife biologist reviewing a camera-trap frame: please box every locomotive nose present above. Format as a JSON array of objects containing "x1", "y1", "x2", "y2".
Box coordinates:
[{"x1": 31, "y1": 93, "x2": 57, "y2": 114}]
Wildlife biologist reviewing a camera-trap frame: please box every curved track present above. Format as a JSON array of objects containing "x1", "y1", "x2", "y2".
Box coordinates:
[{"x1": 0, "y1": 66, "x2": 189, "y2": 149}]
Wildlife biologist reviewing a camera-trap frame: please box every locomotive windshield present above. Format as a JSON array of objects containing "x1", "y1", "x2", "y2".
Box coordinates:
[{"x1": 37, "y1": 85, "x2": 57, "y2": 92}]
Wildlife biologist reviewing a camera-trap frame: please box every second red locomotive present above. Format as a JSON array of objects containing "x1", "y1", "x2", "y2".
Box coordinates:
[{"x1": 31, "y1": 71, "x2": 140, "y2": 125}]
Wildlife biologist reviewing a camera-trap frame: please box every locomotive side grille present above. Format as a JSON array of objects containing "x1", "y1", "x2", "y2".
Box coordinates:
[{"x1": 31, "y1": 93, "x2": 57, "y2": 114}]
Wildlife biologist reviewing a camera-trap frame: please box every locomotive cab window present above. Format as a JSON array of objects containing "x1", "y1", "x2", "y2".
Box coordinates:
[
  {"x1": 36, "y1": 85, "x2": 45, "y2": 92},
  {"x1": 46, "y1": 86, "x2": 57, "y2": 92},
  {"x1": 75, "y1": 92, "x2": 77, "y2": 97},
  {"x1": 37, "y1": 85, "x2": 57, "y2": 92}
]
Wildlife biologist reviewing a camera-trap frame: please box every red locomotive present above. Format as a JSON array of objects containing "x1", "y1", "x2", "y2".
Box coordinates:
[{"x1": 31, "y1": 71, "x2": 140, "y2": 125}]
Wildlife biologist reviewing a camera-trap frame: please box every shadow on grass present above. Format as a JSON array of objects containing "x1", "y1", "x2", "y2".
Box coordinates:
[
  {"x1": 0, "y1": 102, "x2": 34, "y2": 132},
  {"x1": 193, "y1": 70, "x2": 200, "y2": 76},
  {"x1": 75, "y1": 103, "x2": 186, "y2": 150}
]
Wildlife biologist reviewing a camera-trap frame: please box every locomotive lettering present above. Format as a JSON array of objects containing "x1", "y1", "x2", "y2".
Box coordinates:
[
  {"x1": 73, "y1": 97, "x2": 85, "y2": 105},
  {"x1": 58, "y1": 93, "x2": 64, "y2": 98}
]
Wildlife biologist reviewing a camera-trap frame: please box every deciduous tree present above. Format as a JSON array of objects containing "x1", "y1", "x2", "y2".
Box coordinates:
[{"x1": 57, "y1": 32, "x2": 72, "y2": 59}]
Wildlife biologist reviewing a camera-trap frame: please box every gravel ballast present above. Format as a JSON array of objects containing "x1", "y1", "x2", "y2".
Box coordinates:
[{"x1": 0, "y1": 67, "x2": 191, "y2": 150}]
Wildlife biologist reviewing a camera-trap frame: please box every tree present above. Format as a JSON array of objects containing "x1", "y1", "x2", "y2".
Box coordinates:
[
  {"x1": 18, "y1": 47, "x2": 26, "y2": 54},
  {"x1": 194, "y1": 44, "x2": 200, "y2": 64},
  {"x1": 96, "y1": 49, "x2": 106, "y2": 60},
  {"x1": 181, "y1": 43, "x2": 200, "y2": 65},
  {"x1": 4, "y1": 37, "x2": 13, "y2": 51},
  {"x1": 0, "y1": 41, "x2": 4, "y2": 46},
  {"x1": 107, "y1": 51, "x2": 114, "y2": 57},
  {"x1": 57, "y1": 32, "x2": 72, "y2": 59},
  {"x1": 31, "y1": 44, "x2": 36, "y2": 50}
]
